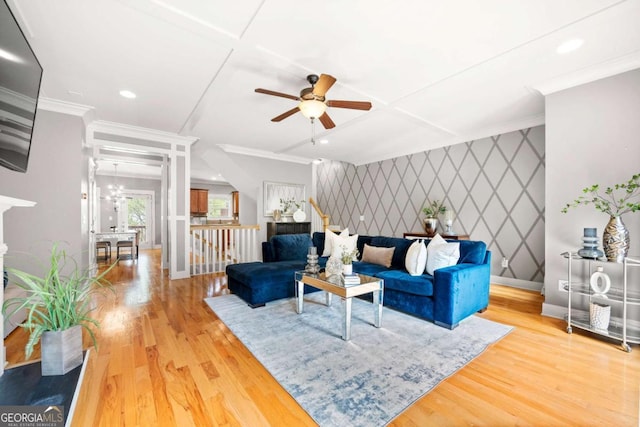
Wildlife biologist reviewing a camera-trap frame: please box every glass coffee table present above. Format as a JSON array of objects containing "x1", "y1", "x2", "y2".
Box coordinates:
[{"x1": 294, "y1": 271, "x2": 384, "y2": 341}]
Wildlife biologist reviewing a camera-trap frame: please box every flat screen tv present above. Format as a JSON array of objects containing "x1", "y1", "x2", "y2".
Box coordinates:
[{"x1": 0, "y1": 0, "x2": 43, "y2": 173}]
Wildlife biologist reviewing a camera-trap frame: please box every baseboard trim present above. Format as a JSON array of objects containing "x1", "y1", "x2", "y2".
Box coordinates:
[
  {"x1": 491, "y1": 275, "x2": 543, "y2": 292},
  {"x1": 541, "y1": 303, "x2": 566, "y2": 319}
]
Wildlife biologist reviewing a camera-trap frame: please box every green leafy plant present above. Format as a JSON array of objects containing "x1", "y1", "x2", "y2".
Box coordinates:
[
  {"x1": 561, "y1": 174, "x2": 640, "y2": 217},
  {"x1": 340, "y1": 245, "x2": 359, "y2": 265},
  {"x1": 422, "y1": 199, "x2": 447, "y2": 217},
  {"x1": 2, "y1": 243, "x2": 116, "y2": 359}
]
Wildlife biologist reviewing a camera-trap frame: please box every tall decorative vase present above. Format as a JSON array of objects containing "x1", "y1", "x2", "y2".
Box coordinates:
[
  {"x1": 423, "y1": 217, "x2": 438, "y2": 235},
  {"x1": 603, "y1": 216, "x2": 630, "y2": 263}
]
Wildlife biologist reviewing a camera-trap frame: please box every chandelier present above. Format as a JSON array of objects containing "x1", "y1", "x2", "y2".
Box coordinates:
[{"x1": 105, "y1": 163, "x2": 125, "y2": 211}]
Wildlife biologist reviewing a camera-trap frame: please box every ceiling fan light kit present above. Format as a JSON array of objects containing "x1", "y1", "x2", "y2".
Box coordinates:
[
  {"x1": 255, "y1": 73, "x2": 372, "y2": 132},
  {"x1": 298, "y1": 99, "x2": 327, "y2": 119}
]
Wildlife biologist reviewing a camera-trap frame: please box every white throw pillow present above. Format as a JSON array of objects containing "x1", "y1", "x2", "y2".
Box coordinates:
[
  {"x1": 330, "y1": 233, "x2": 359, "y2": 261},
  {"x1": 405, "y1": 239, "x2": 427, "y2": 276},
  {"x1": 425, "y1": 234, "x2": 460, "y2": 275},
  {"x1": 322, "y1": 228, "x2": 349, "y2": 257}
]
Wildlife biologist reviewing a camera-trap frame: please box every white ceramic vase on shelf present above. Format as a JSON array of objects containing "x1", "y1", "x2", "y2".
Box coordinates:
[
  {"x1": 343, "y1": 264, "x2": 353, "y2": 275},
  {"x1": 293, "y1": 208, "x2": 306, "y2": 222}
]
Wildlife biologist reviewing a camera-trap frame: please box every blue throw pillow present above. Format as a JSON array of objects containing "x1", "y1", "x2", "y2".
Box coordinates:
[
  {"x1": 457, "y1": 240, "x2": 487, "y2": 264},
  {"x1": 312, "y1": 232, "x2": 326, "y2": 256}
]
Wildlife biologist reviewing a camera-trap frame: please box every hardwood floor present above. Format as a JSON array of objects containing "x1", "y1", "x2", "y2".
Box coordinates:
[{"x1": 5, "y1": 249, "x2": 640, "y2": 426}]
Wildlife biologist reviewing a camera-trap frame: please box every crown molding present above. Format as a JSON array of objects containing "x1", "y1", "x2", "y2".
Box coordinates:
[
  {"x1": 530, "y1": 50, "x2": 640, "y2": 95},
  {"x1": 218, "y1": 144, "x2": 313, "y2": 165},
  {"x1": 351, "y1": 113, "x2": 545, "y2": 166},
  {"x1": 37, "y1": 97, "x2": 94, "y2": 117},
  {"x1": 88, "y1": 120, "x2": 199, "y2": 146}
]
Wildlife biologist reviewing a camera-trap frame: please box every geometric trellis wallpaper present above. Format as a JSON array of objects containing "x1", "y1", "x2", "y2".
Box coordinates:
[{"x1": 316, "y1": 125, "x2": 545, "y2": 282}]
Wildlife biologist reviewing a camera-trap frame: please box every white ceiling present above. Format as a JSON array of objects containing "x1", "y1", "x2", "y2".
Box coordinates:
[{"x1": 8, "y1": 0, "x2": 640, "y2": 181}]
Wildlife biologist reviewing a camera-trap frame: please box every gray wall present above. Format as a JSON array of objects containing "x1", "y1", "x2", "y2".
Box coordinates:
[
  {"x1": 96, "y1": 175, "x2": 162, "y2": 245},
  {"x1": 544, "y1": 69, "x2": 640, "y2": 313},
  {"x1": 316, "y1": 126, "x2": 545, "y2": 283},
  {"x1": 193, "y1": 146, "x2": 313, "y2": 241},
  {"x1": 0, "y1": 109, "x2": 87, "y2": 273}
]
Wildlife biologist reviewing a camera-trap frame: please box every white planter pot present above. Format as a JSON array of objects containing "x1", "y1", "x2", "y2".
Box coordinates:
[
  {"x1": 343, "y1": 264, "x2": 353, "y2": 275},
  {"x1": 41, "y1": 325, "x2": 83, "y2": 376}
]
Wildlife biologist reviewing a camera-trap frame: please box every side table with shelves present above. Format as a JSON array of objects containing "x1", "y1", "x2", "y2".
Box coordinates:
[{"x1": 562, "y1": 252, "x2": 640, "y2": 352}]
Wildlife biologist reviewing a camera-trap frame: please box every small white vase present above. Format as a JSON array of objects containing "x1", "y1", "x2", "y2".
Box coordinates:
[
  {"x1": 343, "y1": 264, "x2": 353, "y2": 275},
  {"x1": 293, "y1": 208, "x2": 306, "y2": 223}
]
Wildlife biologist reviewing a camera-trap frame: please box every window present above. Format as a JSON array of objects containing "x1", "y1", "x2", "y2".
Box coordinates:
[{"x1": 207, "y1": 193, "x2": 232, "y2": 219}]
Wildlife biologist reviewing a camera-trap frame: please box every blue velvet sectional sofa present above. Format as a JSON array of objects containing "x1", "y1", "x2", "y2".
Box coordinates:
[{"x1": 225, "y1": 232, "x2": 491, "y2": 329}]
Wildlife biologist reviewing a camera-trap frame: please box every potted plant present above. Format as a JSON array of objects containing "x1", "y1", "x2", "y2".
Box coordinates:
[
  {"x1": 562, "y1": 173, "x2": 640, "y2": 262},
  {"x1": 422, "y1": 200, "x2": 447, "y2": 235},
  {"x1": 2, "y1": 243, "x2": 116, "y2": 375},
  {"x1": 340, "y1": 245, "x2": 360, "y2": 275}
]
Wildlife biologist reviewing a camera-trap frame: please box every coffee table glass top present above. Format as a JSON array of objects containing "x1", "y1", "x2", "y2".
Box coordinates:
[{"x1": 295, "y1": 270, "x2": 379, "y2": 287}]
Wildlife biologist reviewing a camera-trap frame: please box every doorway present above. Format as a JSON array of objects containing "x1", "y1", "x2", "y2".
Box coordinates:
[{"x1": 118, "y1": 191, "x2": 155, "y2": 249}]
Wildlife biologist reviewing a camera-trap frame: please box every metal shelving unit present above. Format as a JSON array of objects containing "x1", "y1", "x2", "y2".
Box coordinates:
[{"x1": 562, "y1": 252, "x2": 640, "y2": 352}]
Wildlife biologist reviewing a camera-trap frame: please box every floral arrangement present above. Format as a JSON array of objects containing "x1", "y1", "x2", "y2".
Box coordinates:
[
  {"x1": 422, "y1": 199, "x2": 447, "y2": 217},
  {"x1": 340, "y1": 245, "x2": 360, "y2": 265},
  {"x1": 561, "y1": 174, "x2": 640, "y2": 217}
]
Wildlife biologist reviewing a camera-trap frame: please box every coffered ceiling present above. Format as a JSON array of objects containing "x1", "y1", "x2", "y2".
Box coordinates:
[{"x1": 7, "y1": 0, "x2": 640, "y2": 181}]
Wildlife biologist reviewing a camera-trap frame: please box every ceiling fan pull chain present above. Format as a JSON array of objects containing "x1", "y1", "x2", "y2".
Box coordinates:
[{"x1": 311, "y1": 118, "x2": 316, "y2": 145}]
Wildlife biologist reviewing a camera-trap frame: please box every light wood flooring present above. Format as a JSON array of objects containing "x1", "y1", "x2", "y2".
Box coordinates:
[{"x1": 5, "y1": 249, "x2": 640, "y2": 426}]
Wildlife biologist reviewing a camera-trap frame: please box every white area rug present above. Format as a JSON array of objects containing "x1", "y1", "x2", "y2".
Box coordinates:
[{"x1": 205, "y1": 293, "x2": 512, "y2": 427}]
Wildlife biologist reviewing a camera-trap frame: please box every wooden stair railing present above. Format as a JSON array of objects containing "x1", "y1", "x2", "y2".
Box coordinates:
[{"x1": 309, "y1": 197, "x2": 330, "y2": 230}]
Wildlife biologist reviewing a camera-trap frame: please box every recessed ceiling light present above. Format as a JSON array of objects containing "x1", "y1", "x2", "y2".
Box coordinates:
[
  {"x1": 556, "y1": 38, "x2": 584, "y2": 54},
  {"x1": 319, "y1": 139, "x2": 329, "y2": 144},
  {"x1": 119, "y1": 90, "x2": 137, "y2": 99}
]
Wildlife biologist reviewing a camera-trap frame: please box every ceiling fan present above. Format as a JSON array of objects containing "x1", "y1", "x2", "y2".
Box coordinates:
[{"x1": 255, "y1": 74, "x2": 372, "y2": 129}]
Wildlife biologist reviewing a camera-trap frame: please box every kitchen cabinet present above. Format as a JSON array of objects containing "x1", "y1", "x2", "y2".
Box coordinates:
[
  {"x1": 232, "y1": 191, "x2": 239, "y2": 220},
  {"x1": 190, "y1": 189, "x2": 209, "y2": 215}
]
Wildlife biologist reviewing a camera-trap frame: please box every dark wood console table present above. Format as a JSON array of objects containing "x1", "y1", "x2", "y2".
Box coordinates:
[
  {"x1": 267, "y1": 222, "x2": 311, "y2": 240},
  {"x1": 403, "y1": 231, "x2": 470, "y2": 240}
]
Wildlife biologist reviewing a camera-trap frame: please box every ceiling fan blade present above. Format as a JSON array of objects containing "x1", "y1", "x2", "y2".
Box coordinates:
[
  {"x1": 272, "y1": 107, "x2": 300, "y2": 122},
  {"x1": 255, "y1": 88, "x2": 299, "y2": 101},
  {"x1": 326, "y1": 100, "x2": 372, "y2": 110},
  {"x1": 312, "y1": 74, "x2": 336, "y2": 97},
  {"x1": 318, "y1": 112, "x2": 335, "y2": 129}
]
